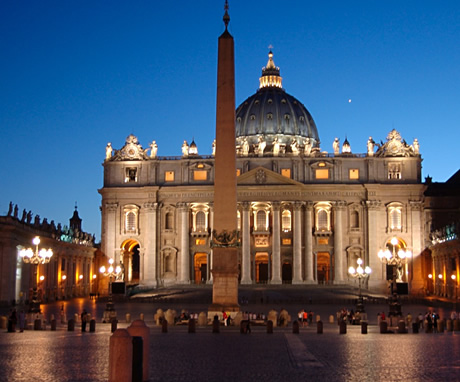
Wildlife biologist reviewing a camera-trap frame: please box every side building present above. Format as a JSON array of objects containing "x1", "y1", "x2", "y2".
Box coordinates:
[
  {"x1": 99, "y1": 53, "x2": 426, "y2": 294},
  {"x1": 0, "y1": 204, "x2": 97, "y2": 306}
]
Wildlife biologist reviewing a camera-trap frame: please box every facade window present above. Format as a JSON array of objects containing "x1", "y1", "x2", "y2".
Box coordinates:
[
  {"x1": 388, "y1": 163, "x2": 402, "y2": 179},
  {"x1": 195, "y1": 211, "x2": 206, "y2": 232},
  {"x1": 165, "y1": 171, "x2": 175, "y2": 182},
  {"x1": 281, "y1": 169, "x2": 291, "y2": 178},
  {"x1": 165, "y1": 212, "x2": 174, "y2": 230},
  {"x1": 124, "y1": 205, "x2": 139, "y2": 234},
  {"x1": 350, "y1": 211, "x2": 359, "y2": 229},
  {"x1": 315, "y1": 169, "x2": 329, "y2": 179},
  {"x1": 389, "y1": 208, "x2": 402, "y2": 230},
  {"x1": 349, "y1": 169, "x2": 359, "y2": 180},
  {"x1": 236, "y1": 169, "x2": 241, "y2": 177},
  {"x1": 315, "y1": 203, "x2": 332, "y2": 232},
  {"x1": 282, "y1": 238, "x2": 292, "y2": 245},
  {"x1": 193, "y1": 170, "x2": 207, "y2": 181},
  {"x1": 256, "y1": 210, "x2": 268, "y2": 231},
  {"x1": 125, "y1": 167, "x2": 138, "y2": 183},
  {"x1": 282, "y1": 210, "x2": 291, "y2": 232},
  {"x1": 195, "y1": 238, "x2": 206, "y2": 246},
  {"x1": 318, "y1": 237, "x2": 329, "y2": 245}
]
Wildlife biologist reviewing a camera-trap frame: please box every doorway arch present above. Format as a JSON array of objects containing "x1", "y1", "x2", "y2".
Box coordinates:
[
  {"x1": 194, "y1": 253, "x2": 207, "y2": 284},
  {"x1": 255, "y1": 252, "x2": 269, "y2": 284},
  {"x1": 317, "y1": 252, "x2": 331, "y2": 284},
  {"x1": 121, "y1": 239, "x2": 141, "y2": 284}
]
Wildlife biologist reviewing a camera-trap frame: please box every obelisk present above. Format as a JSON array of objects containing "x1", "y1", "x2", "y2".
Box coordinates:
[{"x1": 210, "y1": 1, "x2": 239, "y2": 313}]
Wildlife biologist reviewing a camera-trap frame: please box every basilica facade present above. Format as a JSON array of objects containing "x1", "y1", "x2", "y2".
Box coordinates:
[{"x1": 99, "y1": 52, "x2": 426, "y2": 294}]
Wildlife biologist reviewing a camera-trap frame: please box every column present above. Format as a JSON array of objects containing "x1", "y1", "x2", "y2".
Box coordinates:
[
  {"x1": 209, "y1": 204, "x2": 214, "y2": 283},
  {"x1": 304, "y1": 202, "x2": 315, "y2": 284},
  {"x1": 366, "y1": 200, "x2": 384, "y2": 290},
  {"x1": 178, "y1": 203, "x2": 190, "y2": 284},
  {"x1": 104, "y1": 202, "x2": 118, "y2": 262},
  {"x1": 409, "y1": 200, "x2": 424, "y2": 293},
  {"x1": 143, "y1": 202, "x2": 158, "y2": 286},
  {"x1": 333, "y1": 201, "x2": 346, "y2": 284},
  {"x1": 292, "y1": 202, "x2": 303, "y2": 284},
  {"x1": 241, "y1": 202, "x2": 252, "y2": 284},
  {"x1": 271, "y1": 202, "x2": 282, "y2": 284}
]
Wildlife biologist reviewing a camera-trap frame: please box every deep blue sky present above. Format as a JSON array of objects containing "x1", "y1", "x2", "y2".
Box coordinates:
[{"x1": 1, "y1": 1, "x2": 459, "y2": 240}]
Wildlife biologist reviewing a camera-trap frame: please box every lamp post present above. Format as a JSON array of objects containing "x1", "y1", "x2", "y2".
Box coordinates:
[
  {"x1": 19, "y1": 236, "x2": 53, "y2": 313},
  {"x1": 377, "y1": 237, "x2": 411, "y2": 317},
  {"x1": 348, "y1": 258, "x2": 371, "y2": 313},
  {"x1": 100, "y1": 258, "x2": 121, "y2": 323}
]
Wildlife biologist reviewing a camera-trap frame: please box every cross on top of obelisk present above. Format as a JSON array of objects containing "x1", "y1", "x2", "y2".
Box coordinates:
[{"x1": 223, "y1": 0, "x2": 230, "y2": 29}]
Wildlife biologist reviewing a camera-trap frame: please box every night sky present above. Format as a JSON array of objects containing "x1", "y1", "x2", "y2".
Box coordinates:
[{"x1": 1, "y1": 1, "x2": 459, "y2": 239}]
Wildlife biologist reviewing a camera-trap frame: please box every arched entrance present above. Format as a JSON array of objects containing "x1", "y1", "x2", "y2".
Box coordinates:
[
  {"x1": 255, "y1": 252, "x2": 269, "y2": 284},
  {"x1": 282, "y1": 262, "x2": 292, "y2": 284},
  {"x1": 121, "y1": 239, "x2": 140, "y2": 284},
  {"x1": 194, "y1": 253, "x2": 207, "y2": 284},
  {"x1": 317, "y1": 252, "x2": 331, "y2": 284}
]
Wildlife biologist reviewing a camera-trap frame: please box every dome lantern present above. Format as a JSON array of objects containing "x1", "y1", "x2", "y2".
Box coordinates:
[{"x1": 259, "y1": 51, "x2": 283, "y2": 89}]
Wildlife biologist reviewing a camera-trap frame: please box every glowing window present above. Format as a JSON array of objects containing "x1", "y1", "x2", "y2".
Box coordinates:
[
  {"x1": 349, "y1": 169, "x2": 359, "y2": 180},
  {"x1": 282, "y1": 210, "x2": 291, "y2": 232},
  {"x1": 281, "y1": 169, "x2": 291, "y2": 178},
  {"x1": 236, "y1": 169, "x2": 241, "y2": 177},
  {"x1": 256, "y1": 210, "x2": 267, "y2": 231},
  {"x1": 282, "y1": 238, "x2": 292, "y2": 245},
  {"x1": 195, "y1": 238, "x2": 206, "y2": 246},
  {"x1": 165, "y1": 171, "x2": 175, "y2": 182},
  {"x1": 123, "y1": 206, "x2": 139, "y2": 234},
  {"x1": 195, "y1": 211, "x2": 206, "y2": 232},
  {"x1": 197, "y1": 163, "x2": 204, "y2": 168},
  {"x1": 193, "y1": 170, "x2": 207, "y2": 181},
  {"x1": 315, "y1": 169, "x2": 329, "y2": 179},
  {"x1": 318, "y1": 162, "x2": 326, "y2": 167},
  {"x1": 318, "y1": 238, "x2": 329, "y2": 245},
  {"x1": 237, "y1": 210, "x2": 241, "y2": 230},
  {"x1": 317, "y1": 209, "x2": 330, "y2": 231}
]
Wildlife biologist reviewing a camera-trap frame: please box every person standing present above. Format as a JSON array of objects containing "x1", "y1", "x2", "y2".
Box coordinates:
[
  {"x1": 81, "y1": 309, "x2": 88, "y2": 332},
  {"x1": 18, "y1": 310, "x2": 25, "y2": 332}
]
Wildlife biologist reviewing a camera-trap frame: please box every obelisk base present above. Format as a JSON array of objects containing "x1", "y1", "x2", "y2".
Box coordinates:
[{"x1": 209, "y1": 247, "x2": 239, "y2": 314}]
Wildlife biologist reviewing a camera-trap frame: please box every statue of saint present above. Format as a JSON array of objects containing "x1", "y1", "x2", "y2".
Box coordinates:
[
  {"x1": 150, "y1": 141, "x2": 158, "y2": 158},
  {"x1": 7, "y1": 202, "x2": 13, "y2": 216},
  {"x1": 412, "y1": 138, "x2": 420, "y2": 155},
  {"x1": 182, "y1": 140, "x2": 189, "y2": 158},
  {"x1": 367, "y1": 137, "x2": 375, "y2": 156},
  {"x1": 333, "y1": 138, "x2": 340, "y2": 155},
  {"x1": 291, "y1": 139, "x2": 299, "y2": 155},
  {"x1": 242, "y1": 138, "x2": 249, "y2": 157},
  {"x1": 272, "y1": 137, "x2": 280, "y2": 157},
  {"x1": 13, "y1": 204, "x2": 18, "y2": 219},
  {"x1": 105, "y1": 143, "x2": 113, "y2": 160},
  {"x1": 212, "y1": 139, "x2": 216, "y2": 156},
  {"x1": 304, "y1": 138, "x2": 312, "y2": 156},
  {"x1": 257, "y1": 135, "x2": 266, "y2": 157}
]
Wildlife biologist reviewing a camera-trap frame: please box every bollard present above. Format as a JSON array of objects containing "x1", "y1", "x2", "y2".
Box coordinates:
[
  {"x1": 51, "y1": 319, "x2": 57, "y2": 331},
  {"x1": 438, "y1": 320, "x2": 445, "y2": 333},
  {"x1": 317, "y1": 320, "x2": 323, "y2": 334},
  {"x1": 0, "y1": 316, "x2": 7, "y2": 329},
  {"x1": 453, "y1": 319, "x2": 460, "y2": 332},
  {"x1": 90, "y1": 319, "x2": 96, "y2": 332},
  {"x1": 111, "y1": 319, "x2": 118, "y2": 333},
  {"x1": 126, "y1": 313, "x2": 131, "y2": 324},
  {"x1": 329, "y1": 315, "x2": 334, "y2": 324},
  {"x1": 131, "y1": 336, "x2": 143, "y2": 382},
  {"x1": 446, "y1": 319, "x2": 453, "y2": 332},
  {"x1": 109, "y1": 329, "x2": 132, "y2": 382},
  {"x1": 292, "y1": 320, "x2": 300, "y2": 334},
  {"x1": 339, "y1": 321, "x2": 347, "y2": 334},
  {"x1": 161, "y1": 319, "x2": 168, "y2": 333},
  {"x1": 127, "y1": 320, "x2": 150, "y2": 382},
  {"x1": 412, "y1": 322, "x2": 419, "y2": 334},
  {"x1": 398, "y1": 320, "x2": 407, "y2": 334},
  {"x1": 34, "y1": 319, "x2": 42, "y2": 331},
  {"x1": 188, "y1": 318, "x2": 196, "y2": 333},
  {"x1": 380, "y1": 321, "x2": 387, "y2": 334},
  {"x1": 267, "y1": 320, "x2": 273, "y2": 334},
  {"x1": 361, "y1": 321, "x2": 368, "y2": 334},
  {"x1": 68, "y1": 318, "x2": 75, "y2": 331},
  {"x1": 140, "y1": 313, "x2": 144, "y2": 321},
  {"x1": 212, "y1": 318, "x2": 220, "y2": 333}
]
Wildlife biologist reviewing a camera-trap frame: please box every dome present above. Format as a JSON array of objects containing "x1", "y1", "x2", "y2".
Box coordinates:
[{"x1": 235, "y1": 52, "x2": 320, "y2": 155}]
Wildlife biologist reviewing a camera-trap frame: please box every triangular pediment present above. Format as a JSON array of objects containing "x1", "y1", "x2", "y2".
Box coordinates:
[{"x1": 237, "y1": 166, "x2": 303, "y2": 186}]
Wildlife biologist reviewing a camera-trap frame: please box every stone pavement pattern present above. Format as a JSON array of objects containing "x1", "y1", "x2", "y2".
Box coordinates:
[{"x1": 1, "y1": 324, "x2": 460, "y2": 381}]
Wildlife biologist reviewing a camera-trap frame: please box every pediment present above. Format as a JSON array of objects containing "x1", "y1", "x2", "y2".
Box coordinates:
[{"x1": 237, "y1": 167, "x2": 303, "y2": 186}]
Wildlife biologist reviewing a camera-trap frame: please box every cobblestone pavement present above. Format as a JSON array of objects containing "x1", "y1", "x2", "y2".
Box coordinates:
[{"x1": 1, "y1": 322, "x2": 460, "y2": 381}]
